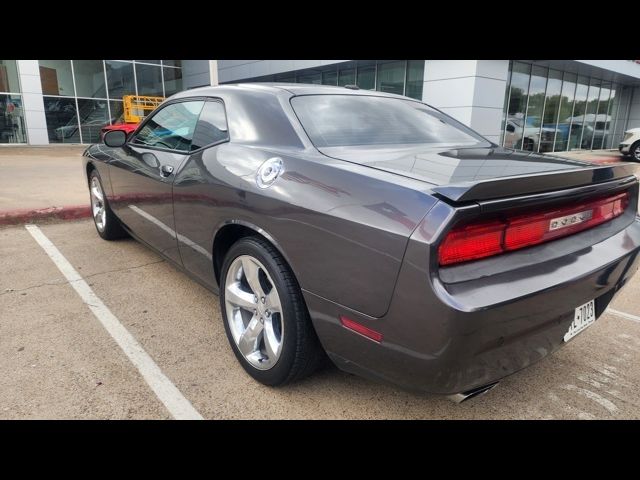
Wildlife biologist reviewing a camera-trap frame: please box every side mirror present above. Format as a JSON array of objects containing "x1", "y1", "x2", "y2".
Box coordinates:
[{"x1": 104, "y1": 130, "x2": 127, "y2": 148}]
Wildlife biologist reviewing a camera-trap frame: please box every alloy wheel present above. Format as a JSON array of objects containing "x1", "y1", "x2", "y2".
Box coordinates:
[
  {"x1": 90, "y1": 176, "x2": 106, "y2": 232},
  {"x1": 224, "y1": 255, "x2": 284, "y2": 370}
]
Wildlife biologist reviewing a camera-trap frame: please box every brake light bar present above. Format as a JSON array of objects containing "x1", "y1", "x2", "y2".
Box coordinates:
[{"x1": 439, "y1": 191, "x2": 630, "y2": 266}]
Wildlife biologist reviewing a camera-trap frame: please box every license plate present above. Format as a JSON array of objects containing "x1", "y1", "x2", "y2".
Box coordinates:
[{"x1": 564, "y1": 300, "x2": 596, "y2": 342}]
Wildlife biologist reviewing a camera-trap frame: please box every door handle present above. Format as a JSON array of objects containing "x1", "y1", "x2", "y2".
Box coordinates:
[{"x1": 160, "y1": 165, "x2": 174, "y2": 177}]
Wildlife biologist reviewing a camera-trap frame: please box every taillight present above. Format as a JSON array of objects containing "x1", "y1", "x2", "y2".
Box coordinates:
[{"x1": 439, "y1": 191, "x2": 630, "y2": 266}]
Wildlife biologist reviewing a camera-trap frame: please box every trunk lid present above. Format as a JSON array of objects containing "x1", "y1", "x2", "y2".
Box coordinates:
[{"x1": 319, "y1": 145, "x2": 639, "y2": 202}]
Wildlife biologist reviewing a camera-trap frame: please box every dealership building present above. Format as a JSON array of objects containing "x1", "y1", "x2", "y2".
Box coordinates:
[{"x1": 1, "y1": 59, "x2": 639, "y2": 153}]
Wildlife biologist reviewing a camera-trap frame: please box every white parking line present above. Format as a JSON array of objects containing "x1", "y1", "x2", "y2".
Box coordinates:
[
  {"x1": 607, "y1": 308, "x2": 640, "y2": 324},
  {"x1": 25, "y1": 224, "x2": 203, "y2": 420}
]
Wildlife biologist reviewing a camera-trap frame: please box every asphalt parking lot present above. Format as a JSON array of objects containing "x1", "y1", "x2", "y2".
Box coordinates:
[{"x1": 2, "y1": 218, "x2": 640, "y2": 419}]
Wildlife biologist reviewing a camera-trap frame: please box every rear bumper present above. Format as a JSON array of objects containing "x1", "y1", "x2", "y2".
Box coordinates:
[
  {"x1": 620, "y1": 143, "x2": 631, "y2": 154},
  {"x1": 306, "y1": 217, "x2": 640, "y2": 395}
]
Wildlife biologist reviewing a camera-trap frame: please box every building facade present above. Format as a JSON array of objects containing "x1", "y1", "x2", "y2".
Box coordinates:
[
  {"x1": 2, "y1": 59, "x2": 640, "y2": 154},
  {"x1": 0, "y1": 60, "x2": 211, "y2": 145}
]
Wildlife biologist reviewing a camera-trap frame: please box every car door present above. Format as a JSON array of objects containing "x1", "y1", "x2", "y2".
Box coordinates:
[
  {"x1": 107, "y1": 99, "x2": 205, "y2": 264},
  {"x1": 172, "y1": 99, "x2": 231, "y2": 287}
]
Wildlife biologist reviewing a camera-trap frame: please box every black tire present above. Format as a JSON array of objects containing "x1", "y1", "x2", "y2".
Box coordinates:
[
  {"x1": 522, "y1": 138, "x2": 534, "y2": 151},
  {"x1": 219, "y1": 236, "x2": 325, "y2": 386},
  {"x1": 88, "y1": 169, "x2": 128, "y2": 240},
  {"x1": 629, "y1": 141, "x2": 640, "y2": 162}
]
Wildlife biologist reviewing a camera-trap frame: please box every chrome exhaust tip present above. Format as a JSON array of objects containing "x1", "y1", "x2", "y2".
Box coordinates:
[{"x1": 446, "y1": 382, "x2": 499, "y2": 404}]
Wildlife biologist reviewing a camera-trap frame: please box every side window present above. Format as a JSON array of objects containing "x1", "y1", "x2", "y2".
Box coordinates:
[
  {"x1": 132, "y1": 101, "x2": 204, "y2": 152},
  {"x1": 190, "y1": 100, "x2": 229, "y2": 151}
]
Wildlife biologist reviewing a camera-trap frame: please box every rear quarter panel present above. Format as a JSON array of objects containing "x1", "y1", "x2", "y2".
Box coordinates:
[{"x1": 172, "y1": 144, "x2": 438, "y2": 317}]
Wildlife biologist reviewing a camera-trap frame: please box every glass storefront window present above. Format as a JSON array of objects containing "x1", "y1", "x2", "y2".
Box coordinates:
[
  {"x1": 33, "y1": 59, "x2": 182, "y2": 144},
  {"x1": 297, "y1": 69, "x2": 322, "y2": 84},
  {"x1": 39, "y1": 60, "x2": 74, "y2": 96},
  {"x1": 337, "y1": 63, "x2": 356, "y2": 86},
  {"x1": 163, "y1": 67, "x2": 183, "y2": 96},
  {"x1": 592, "y1": 82, "x2": 611, "y2": 150},
  {"x1": 0, "y1": 94, "x2": 27, "y2": 143},
  {"x1": 230, "y1": 60, "x2": 422, "y2": 101},
  {"x1": 503, "y1": 63, "x2": 621, "y2": 152},
  {"x1": 356, "y1": 61, "x2": 376, "y2": 90},
  {"x1": 275, "y1": 73, "x2": 295, "y2": 82},
  {"x1": 581, "y1": 78, "x2": 601, "y2": 149},
  {"x1": 605, "y1": 87, "x2": 618, "y2": 149},
  {"x1": 405, "y1": 60, "x2": 424, "y2": 100},
  {"x1": 522, "y1": 65, "x2": 547, "y2": 151},
  {"x1": 136, "y1": 63, "x2": 163, "y2": 96},
  {"x1": 553, "y1": 72, "x2": 577, "y2": 152},
  {"x1": 73, "y1": 60, "x2": 106, "y2": 98},
  {"x1": 0, "y1": 60, "x2": 20, "y2": 93},
  {"x1": 539, "y1": 69, "x2": 562, "y2": 152},
  {"x1": 77, "y1": 99, "x2": 109, "y2": 144},
  {"x1": 569, "y1": 76, "x2": 589, "y2": 150},
  {"x1": 105, "y1": 60, "x2": 135, "y2": 99},
  {"x1": 321, "y1": 67, "x2": 337, "y2": 86},
  {"x1": 43, "y1": 96, "x2": 79, "y2": 143},
  {"x1": 504, "y1": 62, "x2": 531, "y2": 150},
  {"x1": 109, "y1": 100, "x2": 124, "y2": 124},
  {"x1": 376, "y1": 61, "x2": 405, "y2": 95}
]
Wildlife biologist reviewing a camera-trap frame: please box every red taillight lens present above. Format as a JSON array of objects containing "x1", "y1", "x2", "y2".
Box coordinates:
[
  {"x1": 438, "y1": 220, "x2": 506, "y2": 266},
  {"x1": 439, "y1": 191, "x2": 630, "y2": 266}
]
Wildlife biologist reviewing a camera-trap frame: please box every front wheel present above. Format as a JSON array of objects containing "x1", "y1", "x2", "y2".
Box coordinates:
[
  {"x1": 219, "y1": 236, "x2": 325, "y2": 386},
  {"x1": 88, "y1": 169, "x2": 128, "y2": 240}
]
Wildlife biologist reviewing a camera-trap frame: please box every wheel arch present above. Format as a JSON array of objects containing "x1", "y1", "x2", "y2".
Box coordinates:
[
  {"x1": 85, "y1": 159, "x2": 96, "y2": 183},
  {"x1": 212, "y1": 220, "x2": 300, "y2": 289}
]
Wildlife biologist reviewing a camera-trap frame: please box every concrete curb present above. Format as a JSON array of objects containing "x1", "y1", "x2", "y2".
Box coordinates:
[{"x1": 0, "y1": 205, "x2": 91, "y2": 226}]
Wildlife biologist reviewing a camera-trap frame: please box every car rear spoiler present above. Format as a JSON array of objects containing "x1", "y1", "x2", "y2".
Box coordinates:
[{"x1": 432, "y1": 163, "x2": 639, "y2": 203}]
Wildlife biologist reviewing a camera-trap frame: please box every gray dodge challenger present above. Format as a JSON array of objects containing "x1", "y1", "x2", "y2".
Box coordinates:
[{"x1": 83, "y1": 83, "x2": 640, "y2": 402}]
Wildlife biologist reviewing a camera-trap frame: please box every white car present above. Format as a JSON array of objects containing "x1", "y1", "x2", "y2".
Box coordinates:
[
  {"x1": 504, "y1": 118, "x2": 557, "y2": 152},
  {"x1": 619, "y1": 128, "x2": 640, "y2": 161}
]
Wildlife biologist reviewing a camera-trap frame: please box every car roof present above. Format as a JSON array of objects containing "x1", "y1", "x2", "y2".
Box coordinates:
[{"x1": 173, "y1": 82, "x2": 416, "y2": 100}]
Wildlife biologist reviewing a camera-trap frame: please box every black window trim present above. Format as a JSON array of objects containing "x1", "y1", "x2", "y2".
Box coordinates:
[{"x1": 127, "y1": 96, "x2": 230, "y2": 154}]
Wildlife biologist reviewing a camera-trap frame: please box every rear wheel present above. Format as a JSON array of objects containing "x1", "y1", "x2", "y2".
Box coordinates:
[
  {"x1": 88, "y1": 169, "x2": 127, "y2": 240},
  {"x1": 220, "y1": 236, "x2": 325, "y2": 386}
]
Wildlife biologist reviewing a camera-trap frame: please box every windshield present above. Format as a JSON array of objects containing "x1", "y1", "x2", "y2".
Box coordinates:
[{"x1": 290, "y1": 95, "x2": 490, "y2": 148}]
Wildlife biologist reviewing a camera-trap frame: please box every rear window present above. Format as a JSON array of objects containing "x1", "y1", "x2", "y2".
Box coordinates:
[{"x1": 290, "y1": 94, "x2": 489, "y2": 148}]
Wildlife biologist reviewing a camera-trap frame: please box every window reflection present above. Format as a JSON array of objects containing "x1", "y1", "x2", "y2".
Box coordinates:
[
  {"x1": 73, "y1": 60, "x2": 106, "y2": 98},
  {"x1": 132, "y1": 101, "x2": 203, "y2": 151},
  {"x1": 0, "y1": 60, "x2": 21, "y2": 93},
  {"x1": 136, "y1": 63, "x2": 163, "y2": 96},
  {"x1": 105, "y1": 61, "x2": 135, "y2": 99},
  {"x1": 376, "y1": 61, "x2": 405, "y2": 95},
  {"x1": 77, "y1": 99, "x2": 109, "y2": 144},
  {"x1": 231, "y1": 60, "x2": 425, "y2": 101},
  {"x1": 163, "y1": 67, "x2": 183, "y2": 96},
  {"x1": 39, "y1": 60, "x2": 74, "y2": 96},
  {"x1": 44, "y1": 97, "x2": 79, "y2": 143},
  {"x1": 503, "y1": 63, "x2": 620, "y2": 152},
  {"x1": 540, "y1": 69, "x2": 562, "y2": 153},
  {"x1": 0, "y1": 94, "x2": 26, "y2": 143},
  {"x1": 554, "y1": 72, "x2": 576, "y2": 152},
  {"x1": 504, "y1": 62, "x2": 531, "y2": 150}
]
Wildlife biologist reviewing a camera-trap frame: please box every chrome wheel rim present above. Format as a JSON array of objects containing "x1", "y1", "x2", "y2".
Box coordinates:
[
  {"x1": 90, "y1": 176, "x2": 106, "y2": 232},
  {"x1": 634, "y1": 145, "x2": 640, "y2": 161},
  {"x1": 224, "y1": 255, "x2": 283, "y2": 370}
]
